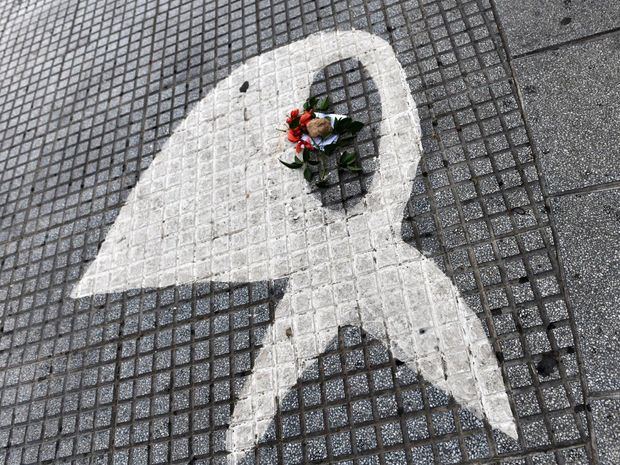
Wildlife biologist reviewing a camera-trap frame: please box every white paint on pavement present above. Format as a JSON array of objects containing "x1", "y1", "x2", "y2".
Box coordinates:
[{"x1": 71, "y1": 30, "x2": 518, "y2": 460}]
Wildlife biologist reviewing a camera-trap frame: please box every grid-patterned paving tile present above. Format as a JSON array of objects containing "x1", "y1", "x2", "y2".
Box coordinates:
[
  {"x1": 0, "y1": 0, "x2": 592, "y2": 463},
  {"x1": 257, "y1": 326, "x2": 512, "y2": 464}
]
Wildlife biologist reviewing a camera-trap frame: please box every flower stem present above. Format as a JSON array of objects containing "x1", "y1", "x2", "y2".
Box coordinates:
[{"x1": 319, "y1": 151, "x2": 327, "y2": 182}]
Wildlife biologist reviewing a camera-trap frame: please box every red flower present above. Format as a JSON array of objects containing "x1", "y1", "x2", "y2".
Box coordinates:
[
  {"x1": 287, "y1": 109, "x2": 301, "y2": 128},
  {"x1": 299, "y1": 110, "x2": 313, "y2": 126},
  {"x1": 295, "y1": 139, "x2": 314, "y2": 153},
  {"x1": 288, "y1": 130, "x2": 300, "y2": 143}
]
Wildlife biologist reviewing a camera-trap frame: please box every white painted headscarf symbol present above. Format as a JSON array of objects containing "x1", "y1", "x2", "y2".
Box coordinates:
[{"x1": 72, "y1": 30, "x2": 517, "y2": 460}]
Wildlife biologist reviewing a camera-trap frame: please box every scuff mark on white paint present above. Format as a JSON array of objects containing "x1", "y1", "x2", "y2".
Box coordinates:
[{"x1": 71, "y1": 29, "x2": 518, "y2": 461}]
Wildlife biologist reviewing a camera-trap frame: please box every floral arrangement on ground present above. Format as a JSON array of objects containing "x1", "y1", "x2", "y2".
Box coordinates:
[{"x1": 280, "y1": 96, "x2": 365, "y2": 187}]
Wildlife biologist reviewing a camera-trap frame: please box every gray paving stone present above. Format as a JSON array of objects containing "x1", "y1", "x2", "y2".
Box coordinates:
[
  {"x1": 552, "y1": 189, "x2": 620, "y2": 392},
  {"x1": 495, "y1": 0, "x2": 620, "y2": 56},
  {"x1": 591, "y1": 398, "x2": 620, "y2": 465},
  {"x1": 0, "y1": 0, "x2": 597, "y2": 462},
  {"x1": 514, "y1": 36, "x2": 620, "y2": 194}
]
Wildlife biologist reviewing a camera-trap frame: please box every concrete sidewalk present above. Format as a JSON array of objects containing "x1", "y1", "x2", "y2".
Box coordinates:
[
  {"x1": 495, "y1": 2, "x2": 620, "y2": 463},
  {"x1": 0, "y1": 0, "x2": 617, "y2": 464}
]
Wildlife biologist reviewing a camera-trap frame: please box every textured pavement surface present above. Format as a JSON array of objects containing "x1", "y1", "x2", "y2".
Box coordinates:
[{"x1": 0, "y1": 0, "x2": 618, "y2": 464}]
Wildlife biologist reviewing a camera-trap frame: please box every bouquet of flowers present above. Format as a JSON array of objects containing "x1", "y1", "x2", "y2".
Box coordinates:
[{"x1": 280, "y1": 96, "x2": 365, "y2": 187}]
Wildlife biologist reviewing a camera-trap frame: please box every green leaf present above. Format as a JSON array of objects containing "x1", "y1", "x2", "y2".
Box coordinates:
[
  {"x1": 333, "y1": 117, "x2": 352, "y2": 134},
  {"x1": 279, "y1": 159, "x2": 303, "y2": 169},
  {"x1": 322, "y1": 143, "x2": 337, "y2": 156},
  {"x1": 316, "y1": 179, "x2": 329, "y2": 188},
  {"x1": 333, "y1": 118, "x2": 364, "y2": 136},
  {"x1": 336, "y1": 136, "x2": 355, "y2": 147},
  {"x1": 302, "y1": 149, "x2": 310, "y2": 163},
  {"x1": 303, "y1": 165, "x2": 313, "y2": 182},
  {"x1": 303, "y1": 96, "x2": 318, "y2": 111},
  {"x1": 316, "y1": 97, "x2": 330, "y2": 111},
  {"x1": 339, "y1": 151, "x2": 356, "y2": 166},
  {"x1": 289, "y1": 119, "x2": 299, "y2": 129},
  {"x1": 349, "y1": 121, "x2": 364, "y2": 134}
]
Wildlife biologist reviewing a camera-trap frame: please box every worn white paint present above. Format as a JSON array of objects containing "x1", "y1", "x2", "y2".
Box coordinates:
[{"x1": 71, "y1": 30, "x2": 517, "y2": 460}]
